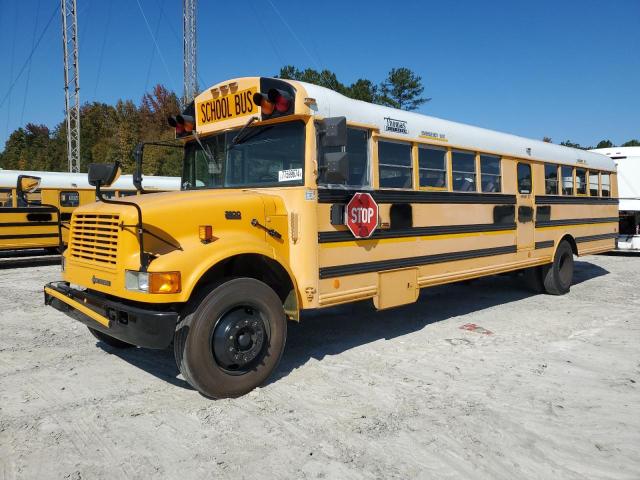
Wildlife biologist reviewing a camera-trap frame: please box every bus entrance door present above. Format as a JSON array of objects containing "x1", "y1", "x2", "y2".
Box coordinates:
[{"x1": 516, "y1": 161, "x2": 535, "y2": 250}]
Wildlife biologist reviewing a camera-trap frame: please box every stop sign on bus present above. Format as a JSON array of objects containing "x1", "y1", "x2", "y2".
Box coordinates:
[{"x1": 346, "y1": 192, "x2": 379, "y2": 239}]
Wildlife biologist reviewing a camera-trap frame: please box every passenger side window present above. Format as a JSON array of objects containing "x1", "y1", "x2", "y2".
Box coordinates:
[
  {"x1": 544, "y1": 164, "x2": 559, "y2": 195},
  {"x1": 378, "y1": 141, "x2": 413, "y2": 189},
  {"x1": 451, "y1": 150, "x2": 476, "y2": 192},
  {"x1": 418, "y1": 146, "x2": 447, "y2": 189},
  {"x1": 517, "y1": 163, "x2": 532, "y2": 194},
  {"x1": 561, "y1": 166, "x2": 574, "y2": 195},
  {"x1": 589, "y1": 172, "x2": 599, "y2": 196},
  {"x1": 480, "y1": 155, "x2": 501, "y2": 193},
  {"x1": 601, "y1": 173, "x2": 611, "y2": 197},
  {"x1": 319, "y1": 127, "x2": 370, "y2": 187},
  {"x1": 576, "y1": 168, "x2": 587, "y2": 195}
]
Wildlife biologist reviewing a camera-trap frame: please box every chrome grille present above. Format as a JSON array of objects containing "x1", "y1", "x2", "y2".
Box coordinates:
[{"x1": 69, "y1": 213, "x2": 119, "y2": 266}]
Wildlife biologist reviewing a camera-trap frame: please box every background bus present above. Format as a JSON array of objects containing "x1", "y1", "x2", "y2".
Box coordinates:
[
  {"x1": 590, "y1": 147, "x2": 640, "y2": 251},
  {"x1": 0, "y1": 169, "x2": 180, "y2": 252}
]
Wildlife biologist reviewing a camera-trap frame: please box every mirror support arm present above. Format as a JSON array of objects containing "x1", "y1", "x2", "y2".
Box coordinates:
[{"x1": 95, "y1": 182, "x2": 149, "y2": 272}]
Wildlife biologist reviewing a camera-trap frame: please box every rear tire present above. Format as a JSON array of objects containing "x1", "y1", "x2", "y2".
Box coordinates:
[
  {"x1": 88, "y1": 327, "x2": 135, "y2": 348},
  {"x1": 543, "y1": 240, "x2": 574, "y2": 295},
  {"x1": 174, "y1": 278, "x2": 287, "y2": 399}
]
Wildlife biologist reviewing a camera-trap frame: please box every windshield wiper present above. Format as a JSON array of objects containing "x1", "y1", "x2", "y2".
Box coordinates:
[
  {"x1": 192, "y1": 129, "x2": 216, "y2": 164},
  {"x1": 231, "y1": 116, "x2": 259, "y2": 146}
]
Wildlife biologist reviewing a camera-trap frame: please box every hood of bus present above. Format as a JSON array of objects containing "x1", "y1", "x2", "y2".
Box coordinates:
[{"x1": 63, "y1": 189, "x2": 290, "y2": 302}]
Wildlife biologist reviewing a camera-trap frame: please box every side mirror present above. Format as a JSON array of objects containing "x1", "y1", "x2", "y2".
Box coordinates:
[
  {"x1": 323, "y1": 151, "x2": 349, "y2": 184},
  {"x1": 88, "y1": 162, "x2": 121, "y2": 188},
  {"x1": 318, "y1": 116, "x2": 347, "y2": 148},
  {"x1": 17, "y1": 175, "x2": 41, "y2": 196}
]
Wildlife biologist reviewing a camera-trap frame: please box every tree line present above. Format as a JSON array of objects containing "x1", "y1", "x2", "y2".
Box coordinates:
[
  {"x1": 543, "y1": 137, "x2": 640, "y2": 150},
  {"x1": 1, "y1": 65, "x2": 637, "y2": 174}
]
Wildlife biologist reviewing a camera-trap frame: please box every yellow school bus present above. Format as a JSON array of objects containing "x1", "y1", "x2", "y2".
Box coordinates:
[
  {"x1": 0, "y1": 170, "x2": 180, "y2": 252},
  {"x1": 44, "y1": 77, "x2": 618, "y2": 398}
]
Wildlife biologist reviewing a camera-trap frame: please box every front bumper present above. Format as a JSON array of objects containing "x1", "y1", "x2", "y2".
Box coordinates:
[{"x1": 44, "y1": 281, "x2": 178, "y2": 349}]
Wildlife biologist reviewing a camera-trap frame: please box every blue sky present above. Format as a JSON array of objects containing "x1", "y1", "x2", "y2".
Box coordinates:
[{"x1": 1, "y1": 0, "x2": 639, "y2": 150}]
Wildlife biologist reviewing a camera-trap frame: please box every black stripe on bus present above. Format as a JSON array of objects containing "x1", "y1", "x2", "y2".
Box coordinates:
[
  {"x1": 0, "y1": 221, "x2": 58, "y2": 228},
  {"x1": 535, "y1": 240, "x2": 554, "y2": 250},
  {"x1": 319, "y1": 245, "x2": 517, "y2": 279},
  {"x1": 318, "y1": 223, "x2": 516, "y2": 244},
  {"x1": 575, "y1": 233, "x2": 617, "y2": 243},
  {"x1": 0, "y1": 207, "x2": 58, "y2": 214},
  {"x1": 318, "y1": 189, "x2": 517, "y2": 205},
  {"x1": 0, "y1": 233, "x2": 59, "y2": 240},
  {"x1": 535, "y1": 217, "x2": 619, "y2": 228},
  {"x1": 535, "y1": 195, "x2": 618, "y2": 205}
]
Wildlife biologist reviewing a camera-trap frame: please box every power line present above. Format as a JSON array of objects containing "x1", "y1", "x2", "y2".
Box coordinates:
[
  {"x1": 20, "y1": 0, "x2": 42, "y2": 126},
  {"x1": 144, "y1": 0, "x2": 166, "y2": 93},
  {"x1": 264, "y1": 0, "x2": 322, "y2": 71},
  {"x1": 0, "y1": 4, "x2": 60, "y2": 111},
  {"x1": 93, "y1": 0, "x2": 113, "y2": 98},
  {"x1": 136, "y1": 0, "x2": 177, "y2": 92}
]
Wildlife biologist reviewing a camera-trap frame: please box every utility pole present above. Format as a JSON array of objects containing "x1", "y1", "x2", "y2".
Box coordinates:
[
  {"x1": 61, "y1": 0, "x2": 80, "y2": 173},
  {"x1": 183, "y1": 0, "x2": 198, "y2": 107}
]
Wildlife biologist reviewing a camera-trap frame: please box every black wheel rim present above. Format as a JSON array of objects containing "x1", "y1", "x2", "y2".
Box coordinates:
[
  {"x1": 558, "y1": 251, "x2": 573, "y2": 287},
  {"x1": 211, "y1": 306, "x2": 269, "y2": 374}
]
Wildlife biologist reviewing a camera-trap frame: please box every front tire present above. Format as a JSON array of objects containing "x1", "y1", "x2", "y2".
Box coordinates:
[
  {"x1": 543, "y1": 240, "x2": 574, "y2": 295},
  {"x1": 174, "y1": 278, "x2": 287, "y2": 399}
]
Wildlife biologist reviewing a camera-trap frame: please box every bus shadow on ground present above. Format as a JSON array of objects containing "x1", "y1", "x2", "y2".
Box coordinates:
[{"x1": 97, "y1": 260, "x2": 609, "y2": 393}]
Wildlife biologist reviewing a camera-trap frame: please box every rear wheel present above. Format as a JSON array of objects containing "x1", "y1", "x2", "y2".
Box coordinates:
[
  {"x1": 543, "y1": 240, "x2": 574, "y2": 295},
  {"x1": 174, "y1": 278, "x2": 287, "y2": 399},
  {"x1": 88, "y1": 327, "x2": 135, "y2": 348}
]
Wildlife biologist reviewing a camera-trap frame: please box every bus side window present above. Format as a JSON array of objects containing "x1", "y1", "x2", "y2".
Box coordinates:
[
  {"x1": 576, "y1": 168, "x2": 587, "y2": 195},
  {"x1": 451, "y1": 150, "x2": 476, "y2": 192},
  {"x1": 60, "y1": 191, "x2": 80, "y2": 207},
  {"x1": 378, "y1": 141, "x2": 413, "y2": 189},
  {"x1": 517, "y1": 163, "x2": 532, "y2": 194},
  {"x1": 601, "y1": 173, "x2": 611, "y2": 197},
  {"x1": 418, "y1": 146, "x2": 447, "y2": 189},
  {"x1": 0, "y1": 189, "x2": 12, "y2": 207},
  {"x1": 318, "y1": 127, "x2": 370, "y2": 188},
  {"x1": 480, "y1": 154, "x2": 501, "y2": 193},
  {"x1": 589, "y1": 171, "x2": 599, "y2": 196},
  {"x1": 545, "y1": 164, "x2": 559, "y2": 195},
  {"x1": 561, "y1": 166, "x2": 574, "y2": 195}
]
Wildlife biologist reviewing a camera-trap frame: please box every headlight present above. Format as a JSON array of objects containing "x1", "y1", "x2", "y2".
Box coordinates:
[{"x1": 125, "y1": 270, "x2": 180, "y2": 294}]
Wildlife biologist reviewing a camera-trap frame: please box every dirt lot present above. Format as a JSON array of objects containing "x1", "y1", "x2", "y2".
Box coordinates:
[{"x1": 1, "y1": 254, "x2": 639, "y2": 480}]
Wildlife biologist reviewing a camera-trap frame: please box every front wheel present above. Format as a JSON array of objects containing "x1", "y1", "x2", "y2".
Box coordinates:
[
  {"x1": 174, "y1": 278, "x2": 287, "y2": 399},
  {"x1": 543, "y1": 240, "x2": 574, "y2": 295}
]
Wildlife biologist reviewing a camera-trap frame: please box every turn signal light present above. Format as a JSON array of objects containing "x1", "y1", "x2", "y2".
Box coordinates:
[
  {"x1": 149, "y1": 272, "x2": 181, "y2": 294},
  {"x1": 167, "y1": 114, "x2": 195, "y2": 137}
]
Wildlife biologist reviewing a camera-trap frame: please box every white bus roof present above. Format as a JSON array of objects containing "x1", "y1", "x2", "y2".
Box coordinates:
[
  {"x1": 0, "y1": 170, "x2": 180, "y2": 191},
  {"x1": 300, "y1": 81, "x2": 616, "y2": 172},
  {"x1": 591, "y1": 147, "x2": 640, "y2": 211}
]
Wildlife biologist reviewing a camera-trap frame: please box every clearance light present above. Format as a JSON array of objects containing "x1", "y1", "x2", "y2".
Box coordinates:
[
  {"x1": 252, "y1": 92, "x2": 275, "y2": 116},
  {"x1": 199, "y1": 225, "x2": 214, "y2": 243},
  {"x1": 125, "y1": 270, "x2": 181, "y2": 294},
  {"x1": 268, "y1": 88, "x2": 292, "y2": 113}
]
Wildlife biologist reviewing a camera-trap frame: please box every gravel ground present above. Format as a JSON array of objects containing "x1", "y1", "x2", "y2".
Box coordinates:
[{"x1": 0, "y1": 254, "x2": 639, "y2": 480}]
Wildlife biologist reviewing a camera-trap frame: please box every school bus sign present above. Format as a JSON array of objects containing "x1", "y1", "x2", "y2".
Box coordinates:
[
  {"x1": 197, "y1": 87, "x2": 257, "y2": 126},
  {"x1": 346, "y1": 192, "x2": 379, "y2": 239}
]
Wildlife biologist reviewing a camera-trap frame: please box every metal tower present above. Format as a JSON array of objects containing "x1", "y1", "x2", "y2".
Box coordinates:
[
  {"x1": 183, "y1": 0, "x2": 198, "y2": 107},
  {"x1": 61, "y1": 0, "x2": 81, "y2": 172}
]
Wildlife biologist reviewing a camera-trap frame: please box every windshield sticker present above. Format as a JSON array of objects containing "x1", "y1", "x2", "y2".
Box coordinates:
[{"x1": 278, "y1": 168, "x2": 303, "y2": 182}]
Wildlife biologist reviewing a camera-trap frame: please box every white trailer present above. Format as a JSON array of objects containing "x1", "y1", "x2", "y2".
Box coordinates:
[{"x1": 591, "y1": 147, "x2": 640, "y2": 251}]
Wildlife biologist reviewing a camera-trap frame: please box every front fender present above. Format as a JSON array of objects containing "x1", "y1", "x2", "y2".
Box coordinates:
[{"x1": 149, "y1": 232, "x2": 299, "y2": 305}]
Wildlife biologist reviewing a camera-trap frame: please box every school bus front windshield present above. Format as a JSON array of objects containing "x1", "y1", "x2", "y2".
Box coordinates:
[{"x1": 182, "y1": 120, "x2": 305, "y2": 190}]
